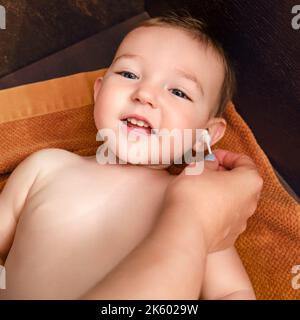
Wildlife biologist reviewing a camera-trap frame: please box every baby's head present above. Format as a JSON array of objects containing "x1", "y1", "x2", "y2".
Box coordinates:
[{"x1": 93, "y1": 11, "x2": 236, "y2": 170}]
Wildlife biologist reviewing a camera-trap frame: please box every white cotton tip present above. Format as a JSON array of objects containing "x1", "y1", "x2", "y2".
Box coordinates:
[
  {"x1": 202, "y1": 129, "x2": 212, "y2": 154},
  {"x1": 206, "y1": 142, "x2": 212, "y2": 155}
]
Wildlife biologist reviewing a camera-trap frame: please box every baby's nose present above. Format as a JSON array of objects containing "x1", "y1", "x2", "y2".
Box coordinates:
[{"x1": 132, "y1": 85, "x2": 159, "y2": 109}]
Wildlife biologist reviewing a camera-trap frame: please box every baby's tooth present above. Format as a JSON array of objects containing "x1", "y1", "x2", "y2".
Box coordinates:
[
  {"x1": 126, "y1": 117, "x2": 150, "y2": 128},
  {"x1": 136, "y1": 120, "x2": 144, "y2": 127}
]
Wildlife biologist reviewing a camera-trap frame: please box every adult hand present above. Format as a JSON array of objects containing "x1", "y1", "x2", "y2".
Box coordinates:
[{"x1": 163, "y1": 149, "x2": 263, "y2": 253}]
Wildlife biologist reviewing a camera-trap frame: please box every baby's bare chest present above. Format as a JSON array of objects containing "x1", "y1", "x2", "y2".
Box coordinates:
[
  {"x1": 22, "y1": 163, "x2": 169, "y2": 243},
  {"x1": 3, "y1": 161, "x2": 171, "y2": 298}
]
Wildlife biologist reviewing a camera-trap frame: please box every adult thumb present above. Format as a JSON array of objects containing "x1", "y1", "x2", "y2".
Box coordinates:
[{"x1": 204, "y1": 153, "x2": 219, "y2": 171}]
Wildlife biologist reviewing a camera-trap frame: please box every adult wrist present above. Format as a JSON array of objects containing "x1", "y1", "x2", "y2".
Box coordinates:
[{"x1": 152, "y1": 204, "x2": 209, "y2": 259}]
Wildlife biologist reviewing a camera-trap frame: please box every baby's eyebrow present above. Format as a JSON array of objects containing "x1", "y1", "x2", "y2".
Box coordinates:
[
  {"x1": 112, "y1": 53, "x2": 142, "y2": 64},
  {"x1": 174, "y1": 68, "x2": 204, "y2": 97}
]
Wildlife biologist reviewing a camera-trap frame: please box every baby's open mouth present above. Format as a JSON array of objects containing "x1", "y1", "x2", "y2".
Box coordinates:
[{"x1": 120, "y1": 116, "x2": 153, "y2": 135}]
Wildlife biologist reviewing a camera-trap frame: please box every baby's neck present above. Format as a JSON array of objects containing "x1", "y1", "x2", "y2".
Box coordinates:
[{"x1": 85, "y1": 154, "x2": 171, "y2": 178}]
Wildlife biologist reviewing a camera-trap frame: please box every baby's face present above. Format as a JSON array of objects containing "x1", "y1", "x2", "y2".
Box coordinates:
[{"x1": 93, "y1": 26, "x2": 225, "y2": 167}]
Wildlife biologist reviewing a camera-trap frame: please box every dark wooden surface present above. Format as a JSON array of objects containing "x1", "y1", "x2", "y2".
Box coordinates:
[
  {"x1": 145, "y1": 0, "x2": 300, "y2": 197},
  {"x1": 0, "y1": 13, "x2": 149, "y2": 88},
  {"x1": 0, "y1": 0, "x2": 144, "y2": 77}
]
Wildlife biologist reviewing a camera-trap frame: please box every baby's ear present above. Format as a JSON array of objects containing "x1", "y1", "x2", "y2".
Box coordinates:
[
  {"x1": 192, "y1": 118, "x2": 226, "y2": 153},
  {"x1": 205, "y1": 117, "x2": 227, "y2": 146},
  {"x1": 93, "y1": 77, "x2": 103, "y2": 102}
]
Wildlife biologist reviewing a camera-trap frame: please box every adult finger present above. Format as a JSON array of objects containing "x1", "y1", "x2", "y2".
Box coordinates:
[
  {"x1": 203, "y1": 154, "x2": 219, "y2": 171},
  {"x1": 213, "y1": 149, "x2": 258, "y2": 171}
]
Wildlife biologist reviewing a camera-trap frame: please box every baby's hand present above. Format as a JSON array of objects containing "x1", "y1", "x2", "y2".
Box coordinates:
[{"x1": 163, "y1": 149, "x2": 263, "y2": 253}]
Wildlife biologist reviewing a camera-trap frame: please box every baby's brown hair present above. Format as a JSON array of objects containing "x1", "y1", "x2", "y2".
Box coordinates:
[{"x1": 135, "y1": 9, "x2": 236, "y2": 117}]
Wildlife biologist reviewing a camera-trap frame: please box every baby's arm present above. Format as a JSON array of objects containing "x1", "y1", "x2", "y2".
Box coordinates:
[
  {"x1": 200, "y1": 246, "x2": 256, "y2": 300},
  {"x1": 0, "y1": 150, "x2": 47, "y2": 264}
]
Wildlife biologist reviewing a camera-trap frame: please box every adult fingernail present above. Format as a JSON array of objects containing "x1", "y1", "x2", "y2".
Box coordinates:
[{"x1": 204, "y1": 153, "x2": 216, "y2": 161}]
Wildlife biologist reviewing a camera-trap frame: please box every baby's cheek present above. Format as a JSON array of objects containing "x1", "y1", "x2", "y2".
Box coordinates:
[
  {"x1": 93, "y1": 104, "x2": 104, "y2": 130},
  {"x1": 162, "y1": 107, "x2": 200, "y2": 135}
]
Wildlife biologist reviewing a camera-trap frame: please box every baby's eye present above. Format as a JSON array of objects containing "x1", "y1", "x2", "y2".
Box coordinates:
[
  {"x1": 117, "y1": 71, "x2": 138, "y2": 80},
  {"x1": 171, "y1": 88, "x2": 191, "y2": 101}
]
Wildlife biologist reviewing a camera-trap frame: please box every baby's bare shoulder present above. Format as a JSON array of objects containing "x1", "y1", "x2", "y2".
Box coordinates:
[
  {"x1": 41, "y1": 148, "x2": 86, "y2": 174},
  {"x1": 24, "y1": 148, "x2": 82, "y2": 179},
  {"x1": 33, "y1": 147, "x2": 80, "y2": 164},
  {"x1": 22, "y1": 148, "x2": 84, "y2": 198},
  {"x1": 0, "y1": 148, "x2": 81, "y2": 220},
  {"x1": 23, "y1": 148, "x2": 76, "y2": 170}
]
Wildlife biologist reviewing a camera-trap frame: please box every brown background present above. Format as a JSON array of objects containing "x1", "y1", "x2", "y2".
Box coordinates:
[{"x1": 0, "y1": 0, "x2": 144, "y2": 77}]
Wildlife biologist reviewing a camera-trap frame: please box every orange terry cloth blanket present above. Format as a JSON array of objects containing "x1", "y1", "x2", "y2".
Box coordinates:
[{"x1": 0, "y1": 69, "x2": 299, "y2": 299}]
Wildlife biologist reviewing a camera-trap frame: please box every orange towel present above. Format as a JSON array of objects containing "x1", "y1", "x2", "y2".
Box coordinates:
[{"x1": 0, "y1": 69, "x2": 299, "y2": 299}]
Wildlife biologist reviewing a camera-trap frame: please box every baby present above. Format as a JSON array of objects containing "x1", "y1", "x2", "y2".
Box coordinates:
[{"x1": 0, "y1": 13, "x2": 255, "y2": 299}]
